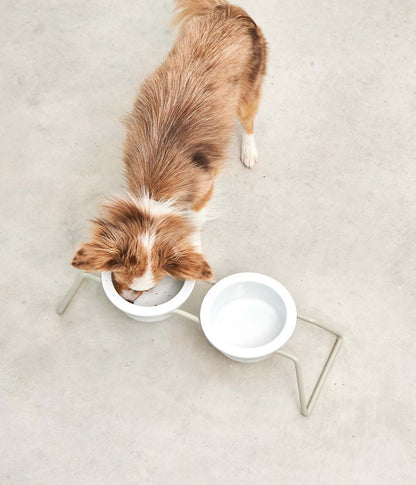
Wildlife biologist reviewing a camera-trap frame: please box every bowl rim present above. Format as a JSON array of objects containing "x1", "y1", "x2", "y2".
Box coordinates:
[
  {"x1": 200, "y1": 272, "x2": 297, "y2": 359},
  {"x1": 101, "y1": 271, "x2": 195, "y2": 316}
]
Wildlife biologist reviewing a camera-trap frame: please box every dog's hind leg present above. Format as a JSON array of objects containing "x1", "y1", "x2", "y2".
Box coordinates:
[
  {"x1": 238, "y1": 86, "x2": 262, "y2": 169},
  {"x1": 237, "y1": 23, "x2": 268, "y2": 168}
]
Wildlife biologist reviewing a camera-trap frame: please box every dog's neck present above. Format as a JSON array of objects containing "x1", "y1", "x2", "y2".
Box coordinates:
[
  {"x1": 127, "y1": 191, "x2": 205, "y2": 253},
  {"x1": 127, "y1": 191, "x2": 185, "y2": 217}
]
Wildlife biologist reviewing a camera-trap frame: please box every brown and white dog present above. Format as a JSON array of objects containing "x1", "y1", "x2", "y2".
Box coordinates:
[{"x1": 71, "y1": 0, "x2": 267, "y2": 301}]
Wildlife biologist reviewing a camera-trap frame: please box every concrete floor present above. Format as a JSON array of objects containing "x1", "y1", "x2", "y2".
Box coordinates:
[{"x1": 1, "y1": 0, "x2": 415, "y2": 483}]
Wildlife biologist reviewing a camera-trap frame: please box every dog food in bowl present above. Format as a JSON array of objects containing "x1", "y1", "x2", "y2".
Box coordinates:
[
  {"x1": 134, "y1": 276, "x2": 184, "y2": 306},
  {"x1": 113, "y1": 274, "x2": 184, "y2": 306}
]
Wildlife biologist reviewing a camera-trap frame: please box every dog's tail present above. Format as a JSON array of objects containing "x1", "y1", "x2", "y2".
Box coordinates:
[{"x1": 172, "y1": 0, "x2": 229, "y2": 26}]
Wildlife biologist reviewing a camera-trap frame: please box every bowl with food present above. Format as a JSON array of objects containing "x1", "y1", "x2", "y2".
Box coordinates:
[
  {"x1": 199, "y1": 273, "x2": 297, "y2": 363},
  {"x1": 101, "y1": 271, "x2": 195, "y2": 322}
]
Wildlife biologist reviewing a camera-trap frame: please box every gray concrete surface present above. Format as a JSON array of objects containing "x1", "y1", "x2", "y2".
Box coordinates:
[{"x1": 1, "y1": 0, "x2": 415, "y2": 483}]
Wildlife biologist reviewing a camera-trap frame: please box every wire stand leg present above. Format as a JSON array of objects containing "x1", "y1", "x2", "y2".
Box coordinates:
[
  {"x1": 57, "y1": 272, "x2": 101, "y2": 315},
  {"x1": 275, "y1": 315, "x2": 343, "y2": 416}
]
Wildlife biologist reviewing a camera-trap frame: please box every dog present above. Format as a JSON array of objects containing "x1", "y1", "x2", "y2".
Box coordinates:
[{"x1": 71, "y1": 0, "x2": 267, "y2": 301}]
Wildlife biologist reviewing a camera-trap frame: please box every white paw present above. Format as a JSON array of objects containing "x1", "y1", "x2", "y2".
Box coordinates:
[
  {"x1": 192, "y1": 207, "x2": 208, "y2": 229},
  {"x1": 121, "y1": 289, "x2": 140, "y2": 302},
  {"x1": 241, "y1": 133, "x2": 258, "y2": 168},
  {"x1": 191, "y1": 232, "x2": 202, "y2": 252}
]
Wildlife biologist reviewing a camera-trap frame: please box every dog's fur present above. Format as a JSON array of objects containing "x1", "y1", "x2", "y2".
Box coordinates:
[{"x1": 72, "y1": 0, "x2": 267, "y2": 298}]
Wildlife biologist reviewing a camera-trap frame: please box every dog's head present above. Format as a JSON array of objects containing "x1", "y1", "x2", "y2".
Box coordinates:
[{"x1": 71, "y1": 196, "x2": 212, "y2": 294}]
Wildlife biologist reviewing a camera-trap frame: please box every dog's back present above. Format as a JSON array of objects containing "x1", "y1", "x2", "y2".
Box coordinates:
[{"x1": 123, "y1": 0, "x2": 267, "y2": 207}]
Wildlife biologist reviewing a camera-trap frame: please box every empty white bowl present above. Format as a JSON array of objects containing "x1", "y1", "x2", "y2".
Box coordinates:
[
  {"x1": 101, "y1": 272, "x2": 195, "y2": 322},
  {"x1": 200, "y1": 273, "x2": 297, "y2": 363}
]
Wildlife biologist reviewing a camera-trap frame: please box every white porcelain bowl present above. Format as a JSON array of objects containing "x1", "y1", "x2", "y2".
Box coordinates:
[
  {"x1": 101, "y1": 271, "x2": 195, "y2": 322},
  {"x1": 200, "y1": 273, "x2": 297, "y2": 363}
]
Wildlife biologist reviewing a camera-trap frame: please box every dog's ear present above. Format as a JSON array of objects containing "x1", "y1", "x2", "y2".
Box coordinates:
[
  {"x1": 71, "y1": 242, "x2": 119, "y2": 272},
  {"x1": 166, "y1": 251, "x2": 213, "y2": 281}
]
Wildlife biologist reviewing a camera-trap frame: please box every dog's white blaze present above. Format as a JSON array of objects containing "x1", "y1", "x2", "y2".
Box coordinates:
[
  {"x1": 241, "y1": 133, "x2": 258, "y2": 169},
  {"x1": 131, "y1": 262, "x2": 156, "y2": 291},
  {"x1": 140, "y1": 231, "x2": 155, "y2": 249}
]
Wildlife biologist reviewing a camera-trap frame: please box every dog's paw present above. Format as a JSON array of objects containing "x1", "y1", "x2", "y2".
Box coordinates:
[
  {"x1": 121, "y1": 289, "x2": 142, "y2": 303},
  {"x1": 241, "y1": 133, "x2": 258, "y2": 169}
]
